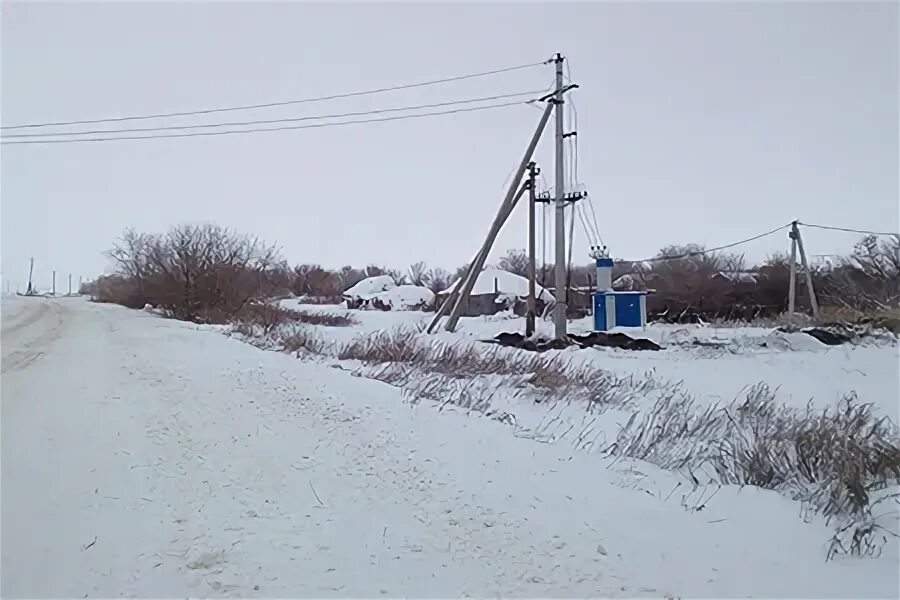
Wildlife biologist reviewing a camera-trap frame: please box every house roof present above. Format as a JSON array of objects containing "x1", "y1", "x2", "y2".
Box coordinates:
[
  {"x1": 342, "y1": 275, "x2": 395, "y2": 299},
  {"x1": 440, "y1": 268, "x2": 554, "y2": 302}
]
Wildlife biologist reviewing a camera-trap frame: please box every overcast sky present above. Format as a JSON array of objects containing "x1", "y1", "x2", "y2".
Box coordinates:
[{"x1": 2, "y1": 1, "x2": 897, "y2": 291}]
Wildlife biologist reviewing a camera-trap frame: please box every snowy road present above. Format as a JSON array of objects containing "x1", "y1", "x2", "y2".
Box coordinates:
[{"x1": 2, "y1": 298, "x2": 897, "y2": 598}]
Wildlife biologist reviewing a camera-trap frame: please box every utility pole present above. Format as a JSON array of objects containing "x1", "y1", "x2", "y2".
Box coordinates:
[
  {"x1": 443, "y1": 182, "x2": 530, "y2": 332},
  {"x1": 553, "y1": 53, "x2": 567, "y2": 339},
  {"x1": 526, "y1": 161, "x2": 540, "y2": 337},
  {"x1": 26, "y1": 257, "x2": 34, "y2": 295},
  {"x1": 788, "y1": 223, "x2": 798, "y2": 323},
  {"x1": 440, "y1": 100, "x2": 555, "y2": 333},
  {"x1": 68, "y1": 274, "x2": 73, "y2": 296},
  {"x1": 793, "y1": 222, "x2": 820, "y2": 320},
  {"x1": 52, "y1": 270, "x2": 56, "y2": 296}
]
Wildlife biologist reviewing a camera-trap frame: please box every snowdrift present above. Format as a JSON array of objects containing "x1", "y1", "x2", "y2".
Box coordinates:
[{"x1": 367, "y1": 285, "x2": 435, "y2": 311}]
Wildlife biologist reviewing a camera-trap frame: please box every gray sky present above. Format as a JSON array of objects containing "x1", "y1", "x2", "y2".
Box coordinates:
[{"x1": 2, "y1": 1, "x2": 897, "y2": 291}]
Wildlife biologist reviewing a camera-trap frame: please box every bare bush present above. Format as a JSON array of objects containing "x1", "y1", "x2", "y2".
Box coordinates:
[
  {"x1": 232, "y1": 302, "x2": 298, "y2": 334},
  {"x1": 334, "y1": 328, "x2": 662, "y2": 412},
  {"x1": 293, "y1": 295, "x2": 343, "y2": 305},
  {"x1": 819, "y1": 235, "x2": 900, "y2": 312},
  {"x1": 603, "y1": 383, "x2": 900, "y2": 556},
  {"x1": 292, "y1": 310, "x2": 356, "y2": 327},
  {"x1": 97, "y1": 224, "x2": 283, "y2": 322},
  {"x1": 293, "y1": 265, "x2": 342, "y2": 297},
  {"x1": 278, "y1": 327, "x2": 324, "y2": 355},
  {"x1": 336, "y1": 328, "x2": 423, "y2": 362},
  {"x1": 233, "y1": 302, "x2": 355, "y2": 335}
]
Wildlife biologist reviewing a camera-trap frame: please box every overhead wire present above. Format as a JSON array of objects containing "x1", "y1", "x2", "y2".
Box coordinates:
[
  {"x1": 1, "y1": 99, "x2": 534, "y2": 145},
  {"x1": 566, "y1": 193, "x2": 577, "y2": 296},
  {"x1": 4, "y1": 90, "x2": 546, "y2": 139},
  {"x1": 565, "y1": 60, "x2": 604, "y2": 249},
  {"x1": 797, "y1": 222, "x2": 899, "y2": 237},
  {"x1": 2, "y1": 60, "x2": 549, "y2": 130},
  {"x1": 621, "y1": 222, "x2": 794, "y2": 265}
]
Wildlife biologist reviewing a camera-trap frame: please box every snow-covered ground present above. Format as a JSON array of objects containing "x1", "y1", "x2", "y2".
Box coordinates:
[
  {"x1": 2, "y1": 296, "x2": 899, "y2": 597},
  {"x1": 281, "y1": 299, "x2": 900, "y2": 416}
]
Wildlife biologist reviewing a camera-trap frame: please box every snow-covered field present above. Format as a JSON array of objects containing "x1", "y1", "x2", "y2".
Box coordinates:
[
  {"x1": 2, "y1": 295, "x2": 899, "y2": 597},
  {"x1": 281, "y1": 299, "x2": 899, "y2": 417}
]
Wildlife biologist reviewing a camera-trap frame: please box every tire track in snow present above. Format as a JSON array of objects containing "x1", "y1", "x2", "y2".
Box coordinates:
[
  {"x1": 3, "y1": 300, "x2": 896, "y2": 598},
  {"x1": 1, "y1": 300, "x2": 66, "y2": 374}
]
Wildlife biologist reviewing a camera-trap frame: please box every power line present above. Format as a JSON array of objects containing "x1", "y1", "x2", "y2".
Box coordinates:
[
  {"x1": 565, "y1": 60, "x2": 603, "y2": 247},
  {"x1": 577, "y1": 202, "x2": 602, "y2": 249},
  {"x1": 1, "y1": 61, "x2": 548, "y2": 130},
  {"x1": 622, "y1": 222, "x2": 793, "y2": 265},
  {"x1": 2, "y1": 99, "x2": 535, "y2": 146},
  {"x1": 3, "y1": 90, "x2": 545, "y2": 139},
  {"x1": 798, "y1": 222, "x2": 899, "y2": 237}
]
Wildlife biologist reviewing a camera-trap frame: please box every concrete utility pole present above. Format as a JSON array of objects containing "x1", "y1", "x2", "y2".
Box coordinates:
[
  {"x1": 526, "y1": 161, "x2": 540, "y2": 337},
  {"x1": 68, "y1": 274, "x2": 73, "y2": 296},
  {"x1": 788, "y1": 223, "x2": 798, "y2": 322},
  {"x1": 443, "y1": 182, "x2": 530, "y2": 332},
  {"x1": 441, "y1": 100, "x2": 555, "y2": 333},
  {"x1": 52, "y1": 271, "x2": 56, "y2": 296},
  {"x1": 793, "y1": 221, "x2": 820, "y2": 320},
  {"x1": 26, "y1": 258, "x2": 34, "y2": 295},
  {"x1": 553, "y1": 53, "x2": 567, "y2": 339}
]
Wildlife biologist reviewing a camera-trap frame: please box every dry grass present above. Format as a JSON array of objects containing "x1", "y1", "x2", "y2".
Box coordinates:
[
  {"x1": 294, "y1": 295, "x2": 344, "y2": 305},
  {"x1": 234, "y1": 302, "x2": 355, "y2": 333},
  {"x1": 238, "y1": 321, "x2": 900, "y2": 557},
  {"x1": 278, "y1": 327, "x2": 324, "y2": 355},
  {"x1": 603, "y1": 384, "x2": 900, "y2": 557},
  {"x1": 336, "y1": 327, "x2": 669, "y2": 415}
]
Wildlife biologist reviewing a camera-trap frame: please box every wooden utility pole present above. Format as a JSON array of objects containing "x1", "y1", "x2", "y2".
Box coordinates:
[
  {"x1": 441, "y1": 100, "x2": 555, "y2": 333},
  {"x1": 526, "y1": 162, "x2": 540, "y2": 337},
  {"x1": 788, "y1": 224, "x2": 798, "y2": 322},
  {"x1": 552, "y1": 53, "x2": 568, "y2": 339},
  {"x1": 793, "y1": 222, "x2": 820, "y2": 320}
]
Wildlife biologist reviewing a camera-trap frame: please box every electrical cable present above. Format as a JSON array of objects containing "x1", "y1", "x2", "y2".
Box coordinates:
[
  {"x1": 565, "y1": 59, "x2": 604, "y2": 248},
  {"x1": 2, "y1": 60, "x2": 548, "y2": 130},
  {"x1": 797, "y1": 222, "x2": 899, "y2": 237},
  {"x1": 2, "y1": 99, "x2": 532, "y2": 145},
  {"x1": 622, "y1": 222, "x2": 794, "y2": 264},
  {"x1": 542, "y1": 204, "x2": 549, "y2": 287},
  {"x1": 576, "y1": 202, "x2": 599, "y2": 248},
  {"x1": 4, "y1": 90, "x2": 546, "y2": 139}
]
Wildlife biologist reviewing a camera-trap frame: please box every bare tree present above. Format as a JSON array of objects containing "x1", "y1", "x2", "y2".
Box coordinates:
[
  {"x1": 498, "y1": 249, "x2": 528, "y2": 277},
  {"x1": 98, "y1": 224, "x2": 281, "y2": 321},
  {"x1": 425, "y1": 267, "x2": 451, "y2": 293},
  {"x1": 408, "y1": 261, "x2": 429, "y2": 287}
]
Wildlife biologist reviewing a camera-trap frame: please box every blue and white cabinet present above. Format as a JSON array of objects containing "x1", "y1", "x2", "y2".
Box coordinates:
[{"x1": 591, "y1": 257, "x2": 647, "y2": 331}]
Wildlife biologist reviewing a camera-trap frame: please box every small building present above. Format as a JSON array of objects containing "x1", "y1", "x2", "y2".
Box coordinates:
[
  {"x1": 342, "y1": 275, "x2": 395, "y2": 309},
  {"x1": 437, "y1": 268, "x2": 553, "y2": 317},
  {"x1": 593, "y1": 257, "x2": 647, "y2": 330},
  {"x1": 367, "y1": 285, "x2": 435, "y2": 311}
]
